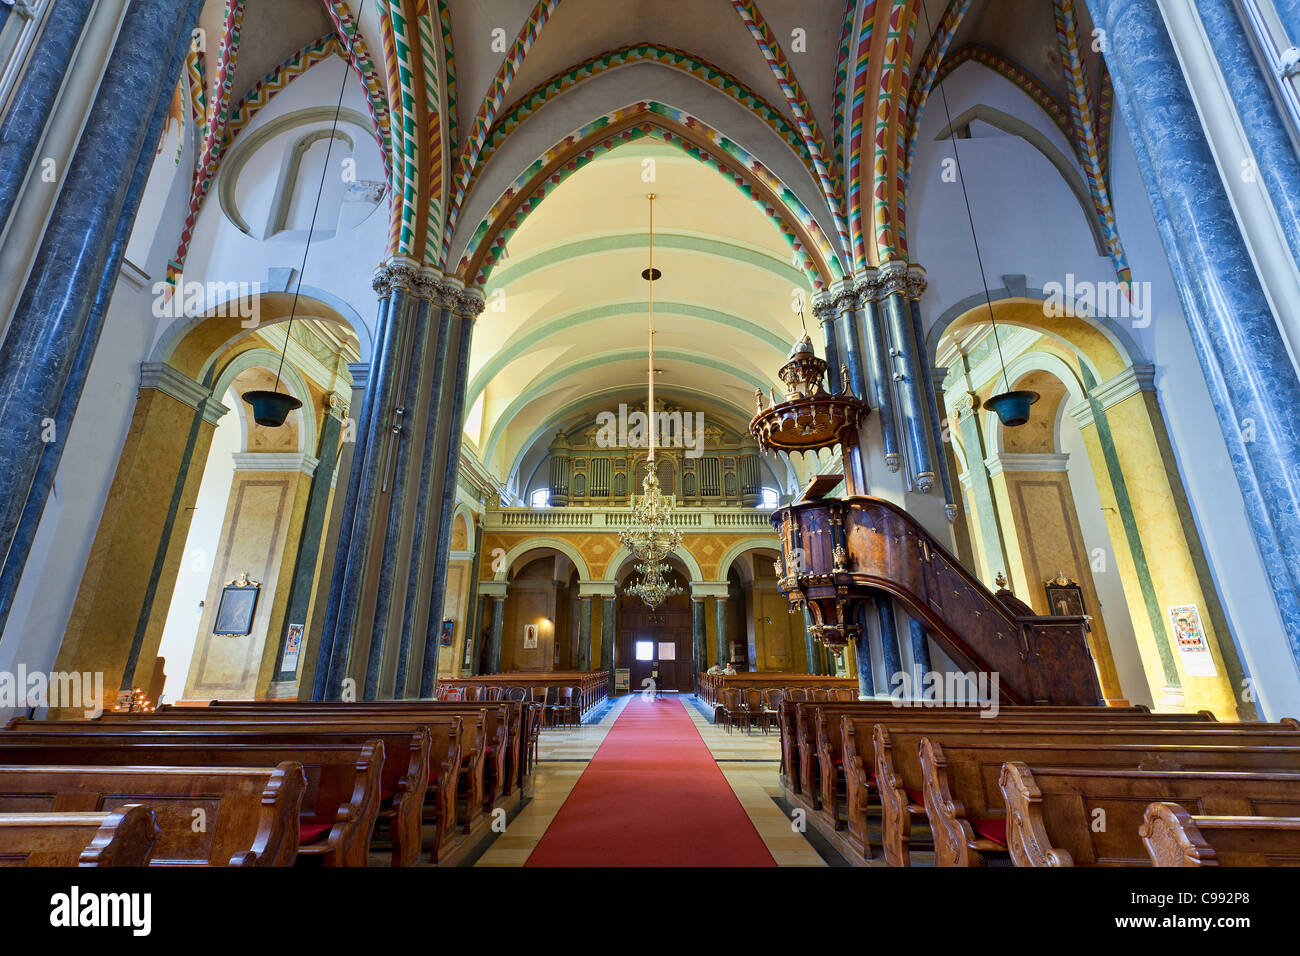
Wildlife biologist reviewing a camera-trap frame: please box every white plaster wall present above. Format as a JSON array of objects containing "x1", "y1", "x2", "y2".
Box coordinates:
[
  {"x1": 910, "y1": 62, "x2": 1300, "y2": 717},
  {"x1": 154, "y1": 387, "x2": 240, "y2": 705}
]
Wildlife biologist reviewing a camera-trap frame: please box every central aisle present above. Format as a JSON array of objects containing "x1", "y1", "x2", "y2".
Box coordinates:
[{"x1": 524, "y1": 695, "x2": 777, "y2": 866}]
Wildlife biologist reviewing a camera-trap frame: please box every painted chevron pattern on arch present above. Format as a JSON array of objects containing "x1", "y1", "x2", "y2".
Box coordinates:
[
  {"x1": 468, "y1": 44, "x2": 817, "y2": 198},
  {"x1": 729, "y1": 0, "x2": 850, "y2": 269},
  {"x1": 846, "y1": 0, "x2": 877, "y2": 272}
]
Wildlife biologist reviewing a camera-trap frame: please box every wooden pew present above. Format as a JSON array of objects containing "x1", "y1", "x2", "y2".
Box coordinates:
[
  {"x1": 194, "y1": 699, "x2": 528, "y2": 800},
  {"x1": 915, "y1": 735, "x2": 1300, "y2": 866},
  {"x1": 1141, "y1": 802, "x2": 1300, "y2": 866},
  {"x1": 846, "y1": 715, "x2": 1299, "y2": 865},
  {"x1": 0, "y1": 763, "x2": 305, "y2": 865},
  {"x1": 1000, "y1": 762, "x2": 1300, "y2": 866},
  {"x1": 0, "y1": 806, "x2": 158, "y2": 866},
  {"x1": 0, "y1": 731, "x2": 396, "y2": 867},
  {"x1": 71, "y1": 709, "x2": 486, "y2": 847}
]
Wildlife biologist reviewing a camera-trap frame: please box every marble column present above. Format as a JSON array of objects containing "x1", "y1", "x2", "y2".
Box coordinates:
[
  {"x1": 1276, "y1": 0, "x2": 1300, "y2": 45},
  {"x1": 0, "y1": 0, "x2": 202, "y2": 642},
  {"x1": 856, "y1": 271, "x2": 902, "y2": 472},
  {"x1": 907, "y1": 267, "x2": 956, "y2": 519},
  {"x1": 487, "y1": 595, "x2": 506, "y2": 674},
  {"x1": 814, "y1": 301, "x2": 842, "y2": 393},
  {"x1": 577, "y1": 596, "x2": 593, "y2": 671},
  {"x1": 691, "y1": 597, "x2": 706, "y2": 691},
  {"x1": 853, "y1": 620, "x2": 875, "y2": 698},
  {"x1": 817, "y1": 280, "x2": 865, "y2": 398},
  {"x1": 907, "y1": 616, "x2": 933, "y2": 674},
  {"x1": 802, "y1": 607, "x2": 822, "y2": 675},
  {"x1": 715, "y1": 596, "x2": 729, "y2": 666},
  {"x1": 1193, "y1": 0, "x2": 1300, "y2": 273},
  {"x1": 364, "y1": 296, "x2": 431, "y2": 700},
  {"x1": 879, "y1": 262, "x2": 935, "y2": 492},
  {"x1": 600, "y1": 595, "x2": 616, "y2": 695},
  {"x1": 420, "y1": 283, "x2": 481, "y2": 696},
  {"x1": 313, "y1": 265, "x2": 407, "y2": 699},
  {"x1": 0, "y1": 0, "x2": 96, "y2": 232},
  {"x1": 273, "y1": 400, "x2": 344, "y2": 686},
  {"x1": 874, "y1": 594, "x2": 904, "y2": 690},
  {"x1": 1087, "y1": 0, "x2": 1300, "y2": 662}
]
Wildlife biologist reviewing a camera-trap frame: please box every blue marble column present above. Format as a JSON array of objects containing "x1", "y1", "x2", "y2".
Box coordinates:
[
  {"x1": 802, "y1": 607, "x2": 822, "y2": 675},
  {"x1": 1, "y1": 0, "x2": 200, "y2": 641},
  {"x1": 874, "y1": 594, "x2": 904, "y2": 690},
  {"x1": 314, "y1": 264, "x2": 412, "y2": 699},
  {"x1": 1194, "y1": 0, "x2": 1300, "y2": 276},
  {"x1": 393, "y1": 290, "x2": 453, "y2": 695},
  {"x1": 856, "y1": 272, "x2": 902, "y2": 472},
  {"x1": 880, "y1": 263, "x2": 936, "y2": 492},
  {"x1": 1086, "y1": 0, "x2": 1300, "y2": 662},
  {"x1": 821, "y1": 281, "x2": 865, "y2": 397},
  {"x1": 487, "y1": 595, "x2": 506, "y2": 674},
  {"x1": 716, "y1": 596, "x2": 729, "y2": 666},
  {"x1": 419, "y1": 286, "x2": 482, "y2": 696},
  {"x1": 363, "y1": 298, "x2": 429, "y2": 700},
  {"x1": 274, "y1": 409, "x2": 342, "y2": 683},
  {"x1": 601, "y1": 595, "x2": 616, "y2": 695},
  {"x1": 691, "y1": 597, "x2": 706, "y2": 689},
  {"x1": 0, "y1": 0, "x2": 201, "y2": 645},
  {"x1": 853, "y1": 611, "x2": 875, "y2": 698},
  {"x1": 908, "y1": 271, "x2": 957, "y2": 518},
  {"x1": 1276, "y1": 0, "x2": 1300, "y2": 45},
  {"x1": 0, "y1": 0, "x2": 96, "y2": 233},
  {"x1": 814, "y1": 305, "x2": 842, "y2": 393},
  {"x1": 907, "y1": 616, "x2": 933, "y2": 674}
]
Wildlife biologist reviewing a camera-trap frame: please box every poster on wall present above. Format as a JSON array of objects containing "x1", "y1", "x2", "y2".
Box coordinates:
[
  {"x1": 1168, "y1": 604, "x2": 1217, "y2": 677},
  {"x1": 281, "y1": 623, "x2": 304, "y2": 673},
  {"x1": 439, "y1": 619, "x2": 454, "y2": 646},
  {"x1": 523, "y1": 624, "x2": 538, "y2": 649},
  {"x1": 615, "y1": 668, "x2": 630, "y2": 691}
]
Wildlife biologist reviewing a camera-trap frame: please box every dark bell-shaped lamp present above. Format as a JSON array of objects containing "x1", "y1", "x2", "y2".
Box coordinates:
[{"x1": 242, "y1": 389, "x2": 303, "y2": 428}]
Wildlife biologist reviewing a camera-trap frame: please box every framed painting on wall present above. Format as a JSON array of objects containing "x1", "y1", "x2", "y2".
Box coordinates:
[
  {"x1": 439, "y1": 618, "x2": 454, "y2": 646},
  {"x1": 1044, "y1": 575, "x2": 1086, "y2": 617},
  {"x1": 213, "y1": 573, "x2": 260, "y2": 635},
  {"x1": 523, "y1": 624, "x2": 538, "y2": 649}
]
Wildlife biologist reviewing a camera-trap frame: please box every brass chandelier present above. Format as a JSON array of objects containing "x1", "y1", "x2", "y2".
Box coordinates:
[{"x1": 619, "y1": 194, "x2": 682, "y2": 607}]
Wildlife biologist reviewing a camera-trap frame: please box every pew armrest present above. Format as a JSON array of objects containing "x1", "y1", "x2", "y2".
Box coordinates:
[
  {"x1": 999, "y1": 761, "x2": 1074, "y2": 867},
  {"x1": 1140, "y1": 802, "x2": 1217, "y2": 867}
]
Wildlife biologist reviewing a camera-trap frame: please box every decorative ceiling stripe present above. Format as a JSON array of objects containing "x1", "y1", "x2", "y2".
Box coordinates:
[
  {"x1": 377, "y1": 4, "x2": 409, "y2": 257},
  {"x1": 830, "y1": 0, "x2": 855, "y2": 188},
  {"x1": 891, "y1": 0, "x2": 920, "y2": 258},
  {"x1": 469, "y1": 44, "x2": 814, "y2": 195},
  {"x1": 936, "y1": 44, "x2": 1071, "y2": 140},
  {"x1": 729, "y1": 0, "x2": 850, "y2": 267},
  {"x1": 443, "y1": 0, "x2": 562, "y2": 262},
  {"x1": 456, "y1": 101, "x2": 842, "y2": 291},
  {"x1": 167, "y1": 0, "x2": 246, "y2": 285},
  {"x1": 870, "y1": 0, "x2": 911, "y2": 263},
  {"x1": 386, "y1": 0, "x2": 421, "y2": 258},
  {"x1": 321, "y1": 0, "x2": 392, "y2": 170},
  {"x1": 186, "y1": 48, "x2": 206, "y2": 142},
  {"x1": 437, "y1": 0, "x2": 456, "y2": 153},
  {"x1": 413, "y1": 0, "x2": 442, "y2": 263},
  {"x1": 1052, "y1": 0, "x2": 1130, "y2": 284},
  {"x1": 1096, "y1": 58, "x2": 1114, "y2": 178},
  {"x1": 899, "y1": 0, "x2": 972, "y2": 249},
  {"x1": 846, "y1": 0, "x2": 878, "y2": 272},
  {"x1": 222, "y1": 34, "x2": 339, "y2": 150}
]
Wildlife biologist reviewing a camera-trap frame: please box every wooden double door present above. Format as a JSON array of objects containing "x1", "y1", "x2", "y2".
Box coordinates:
[{"x1": 617, "y1": 588, "x2": 694, "y2": 693}]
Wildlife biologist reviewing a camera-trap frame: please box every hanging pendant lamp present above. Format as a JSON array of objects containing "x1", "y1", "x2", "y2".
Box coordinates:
[
  {"x1": 923, "y1": 2, "x2": 1036, "y2": 427},
  {"x1": 242, "y1": 0, "x2": 367, "y2": 427}
]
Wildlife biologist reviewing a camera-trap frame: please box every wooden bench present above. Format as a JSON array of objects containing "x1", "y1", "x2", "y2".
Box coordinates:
[
  {"x1": 1000, "y1": 762, "x2": 1300, "y2": 866},
  {"x1": 0, "y1": 806, "x2": 158, "y2": 867},
  {"x1": 0, "y1": 730, "x2": 396, "y2": 867},
  {"x1": 914, "y1": 734, "x2": 1300, "y2": 867},
  {"x1": 0, "y1": 763, "x2": 305, "y2": 865},
  {"x1": 846, "y1": 715, "x2": 1299, "y2": 865},
  {"x1": 1140, "y1": 802, "x2": 1300, "y2": 866},
  {"x1": 124, "y1": 707, "x2": 496, "y2": 842}
]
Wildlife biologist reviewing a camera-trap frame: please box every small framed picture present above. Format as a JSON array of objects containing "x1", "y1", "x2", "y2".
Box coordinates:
[
  {"x1": 1044, "y1": 575, "x2": 1086, "y2": 617},
  {"x1": 439, "y1": 618, "x2": 454, "y2": 646},
  {"x1": 523, "y1": 624, "x2": 538, "y2": 649},
  {"x1": 214, "y1": 573, "x2": 260, "y2": 635}
]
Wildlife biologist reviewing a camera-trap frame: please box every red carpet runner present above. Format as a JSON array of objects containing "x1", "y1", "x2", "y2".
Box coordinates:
[{"x1": 525, "y1": 695, "x2": 777, "y2": 866}]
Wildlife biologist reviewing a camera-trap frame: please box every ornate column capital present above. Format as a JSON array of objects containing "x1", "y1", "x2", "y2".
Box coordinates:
[
  {"x1": 810, "y1": 287, "x2": 839, "y2": 325},
  {"x1": 852, "y1": 268, "x2": 882, "y2": 302},
  {"x1": 372, "y1": 256, "x2": 420, "y2": 297},
  {"x1": 877, "y1": 260, "x2": 910, "y2": 298},
  {"x1": 905, "y1": 263, "x2": 928, "y2": 301}
]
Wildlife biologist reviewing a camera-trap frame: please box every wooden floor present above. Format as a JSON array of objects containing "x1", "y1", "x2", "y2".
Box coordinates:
[{"x1": 472, "y1": 693, "x2": 828, "y2": 867}]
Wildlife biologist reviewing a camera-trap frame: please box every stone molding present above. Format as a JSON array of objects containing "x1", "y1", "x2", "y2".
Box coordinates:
[{"x1": 232, "y1": 451, "x2": 320, "y2": 475}]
